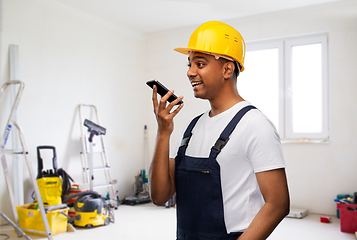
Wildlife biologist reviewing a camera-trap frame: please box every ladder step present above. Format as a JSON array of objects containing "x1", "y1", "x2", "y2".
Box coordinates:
[
  {"x1": 93, "y1": 183, "x2": 114, "y2": 188},
  {"x1": 1, "y1": 149, "x2": 28, "y2": 154},
  {"x1": 84, "y1": 166, "x2": 110, "y2": 171},
  {"x1": 80, "y1": 151, "x2": 105, "y2": 154}
]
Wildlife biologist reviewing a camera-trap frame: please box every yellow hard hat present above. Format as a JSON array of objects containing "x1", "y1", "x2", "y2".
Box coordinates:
[{"x1": 174, "y1": 21, "x2": 246, "y2": 72}]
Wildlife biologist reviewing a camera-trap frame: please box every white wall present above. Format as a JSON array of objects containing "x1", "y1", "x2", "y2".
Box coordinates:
[
  {"x1": 0, "y1": 0, "x2": 150, "y2": 224},
  {"x1": 146, "y1": 0, "x2": 357, "y2": 215}
]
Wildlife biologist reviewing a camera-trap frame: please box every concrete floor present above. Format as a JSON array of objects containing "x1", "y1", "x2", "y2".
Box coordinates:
[{"x1": 0, "y1": 203, "x2": 355, "y2": 240}]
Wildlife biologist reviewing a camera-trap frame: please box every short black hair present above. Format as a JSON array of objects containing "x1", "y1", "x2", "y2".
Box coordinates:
[{"x1": 234, "y1": 62, "x2": 240, "y2": 78}]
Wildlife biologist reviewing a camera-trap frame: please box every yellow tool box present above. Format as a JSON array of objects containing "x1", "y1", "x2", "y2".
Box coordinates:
[{"x1": 16, "y1": 203, "x2": 68, "y2": 236}]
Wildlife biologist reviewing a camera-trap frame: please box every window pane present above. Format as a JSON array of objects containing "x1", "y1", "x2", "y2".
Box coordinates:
[
  {"x1": 291, "y1": 43, "x2": 322, "y2": 133},
  {"x1": 238, "y1": 48, "x2": 279, "y2": 130}
]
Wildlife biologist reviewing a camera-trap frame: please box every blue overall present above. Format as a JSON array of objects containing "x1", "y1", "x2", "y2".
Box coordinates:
[{"x1": 175, "y1": 105, "x2": 256, "y2": 240}]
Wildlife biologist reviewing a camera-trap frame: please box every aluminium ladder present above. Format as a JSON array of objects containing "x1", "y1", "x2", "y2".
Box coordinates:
[
  {"x1": 0, "y1": 80, "x2": 53, "y2": 240},
  {"x1": 78, "y1": 104, "x2": 117, "y2": 208}
]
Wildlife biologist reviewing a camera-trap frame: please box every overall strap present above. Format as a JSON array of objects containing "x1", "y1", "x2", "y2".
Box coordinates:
[
  {"x1": 210, "y1": 105, "x2": 256, "y2": 158},
  {"x1": 178, "y1": 113, "x2": 204, "y2": 151}
]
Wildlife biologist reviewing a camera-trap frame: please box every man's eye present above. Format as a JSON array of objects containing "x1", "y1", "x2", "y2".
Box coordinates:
[{"x1": 187, "y1": 62, "x2": 205, "y2": 68}]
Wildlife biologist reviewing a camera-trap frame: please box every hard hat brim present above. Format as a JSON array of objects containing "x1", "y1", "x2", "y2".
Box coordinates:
[
  {"x1": 174, "y1": 47, "x2": 191, "y2": 55},
  {"x1": 174, "y1": 47, "x2": 245, "y2": 72}
]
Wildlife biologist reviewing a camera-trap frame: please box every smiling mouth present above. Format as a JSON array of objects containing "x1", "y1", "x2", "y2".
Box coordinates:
[{"x1": 191, "y1": 81, "x2": 202, "y2": 89}]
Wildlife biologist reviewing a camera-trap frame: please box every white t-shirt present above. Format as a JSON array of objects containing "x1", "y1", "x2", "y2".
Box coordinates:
[{"x1": 171, "y1": 101, "x2": 285, "y2": 233}]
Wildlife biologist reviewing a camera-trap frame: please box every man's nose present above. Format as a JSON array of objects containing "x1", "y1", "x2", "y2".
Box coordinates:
[{"x1": 187, "y1": 66, "x2": 196, "y2": 79}]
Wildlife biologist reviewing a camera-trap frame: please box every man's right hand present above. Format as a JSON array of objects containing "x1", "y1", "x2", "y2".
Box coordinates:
[{"x1": 152, "y1": 85, "x2": 184, "y2": 135}]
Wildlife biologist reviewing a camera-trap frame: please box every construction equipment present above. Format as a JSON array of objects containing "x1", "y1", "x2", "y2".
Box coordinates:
[
  {"x1": 16, "y1": 203, "x2": 69, "y2": 237},
  {"x1": 83, "y1": 119, "x2": 106, "y2": 193},
  {"x1": 121, "y1": 125, "x2": 151, "y2": 206},
  {"x1": 0, "y1": 80, "x2": 53, "y2": 240},
  {"x1": 122, "y1": 170, "x2": 151, "y2": 206},
  {"x1": 35, "y1": 145, "x2": 74, "y2": 206},
  {"x1": 78, "y1": 104, "x2": 117, "y2": 208},
  {"x1": 63, "y1": 191, "x2": 114, "y2": 228},
  {"x1": 36, "y1": 146, "x2": 63, "y2": 206}
]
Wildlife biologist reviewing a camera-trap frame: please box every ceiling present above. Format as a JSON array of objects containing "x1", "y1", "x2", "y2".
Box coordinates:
[{"x1": 54, "y1": 0, "x2": 346, "y2": 34}]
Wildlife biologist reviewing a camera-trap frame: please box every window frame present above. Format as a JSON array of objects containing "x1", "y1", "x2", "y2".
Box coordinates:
[{"x1": 244, "y1": 33, "x2": 329, "y2": 142}]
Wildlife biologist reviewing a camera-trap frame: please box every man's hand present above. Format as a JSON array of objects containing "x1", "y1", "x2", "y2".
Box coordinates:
[{"x1": 152, "y1": 85, "x2": 184, "y2": 136}]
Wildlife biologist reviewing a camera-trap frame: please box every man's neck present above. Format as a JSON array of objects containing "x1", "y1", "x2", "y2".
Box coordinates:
[{"x1": 209, "y1": 94, "x2": 245, "y2": 117}]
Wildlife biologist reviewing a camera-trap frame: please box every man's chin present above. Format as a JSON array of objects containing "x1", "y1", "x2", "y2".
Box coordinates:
[{"x1": 193, "y1": 92, "x2": 208, "y2": 100}]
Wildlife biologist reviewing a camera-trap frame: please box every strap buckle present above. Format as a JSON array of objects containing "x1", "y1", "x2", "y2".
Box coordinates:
[
  {"x1": 211, "y1": 138, "x2": 230, "y2": 154},
  {"x1": 180, "y1": 133, "x2": 192, "y2": 148}
]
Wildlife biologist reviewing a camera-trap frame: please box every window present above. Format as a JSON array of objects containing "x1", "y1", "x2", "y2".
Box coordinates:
[{"x1": 237, "y1": 34, "x2": 329, "y2": 142}]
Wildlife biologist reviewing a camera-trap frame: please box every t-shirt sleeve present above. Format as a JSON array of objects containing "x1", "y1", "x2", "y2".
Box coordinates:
[{"x1": 245, "y1": 113, "x2": 286, "y2": 173}]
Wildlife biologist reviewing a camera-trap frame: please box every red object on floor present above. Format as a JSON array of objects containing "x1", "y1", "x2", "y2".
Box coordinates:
[
  {"x1": 320, "y1": 216, "x2": 331, "y2": 223},
  {"x1": 337, "y1": 202, "x2": 357, "y2": 233}
]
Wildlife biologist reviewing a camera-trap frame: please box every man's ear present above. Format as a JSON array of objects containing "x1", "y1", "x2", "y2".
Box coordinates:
[{"x1": 223, "y1": 61, "x2": 235, "y2": 80}]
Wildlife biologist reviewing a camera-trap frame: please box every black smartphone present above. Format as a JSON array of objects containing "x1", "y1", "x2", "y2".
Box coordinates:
[{"x1": 146, "y1": 80, "x2": 183, "y2": 105}]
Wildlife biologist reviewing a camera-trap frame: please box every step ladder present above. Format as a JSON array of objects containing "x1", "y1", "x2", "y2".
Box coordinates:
[
  {"x1": 0, "y1": 80, "x2": 53, "y2": 240},
  {"x1": 78, "y1": 104, "x2": 117, "y2": 208}
]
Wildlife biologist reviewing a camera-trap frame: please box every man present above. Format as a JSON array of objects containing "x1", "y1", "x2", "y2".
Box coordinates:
[{"x1": 149, "y1": 21, "x2": 289, "y2": 240}]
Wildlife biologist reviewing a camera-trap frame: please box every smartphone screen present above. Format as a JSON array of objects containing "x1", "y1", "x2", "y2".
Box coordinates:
[{"x1": 146, "y1": 80, "x2": 183, "y2": 105}]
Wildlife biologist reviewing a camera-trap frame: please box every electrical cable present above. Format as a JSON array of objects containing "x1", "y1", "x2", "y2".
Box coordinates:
[
  {"x1": 57, "y1": 168, "x2": 74, "y2": 199},
  {"x1": 0, "y1": 234, "x2": 9, "y2": 240},
  {"x1": 32, "y1": 168, "x2": 74, "y2": 201},
  {"x1": 31, "y1": 191, "x2": 36, "y2": 201}
]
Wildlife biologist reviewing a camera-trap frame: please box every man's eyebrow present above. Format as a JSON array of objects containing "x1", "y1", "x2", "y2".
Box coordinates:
[{"x1": 188, "y1": 55, "x2": 208, "y2": 62}]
